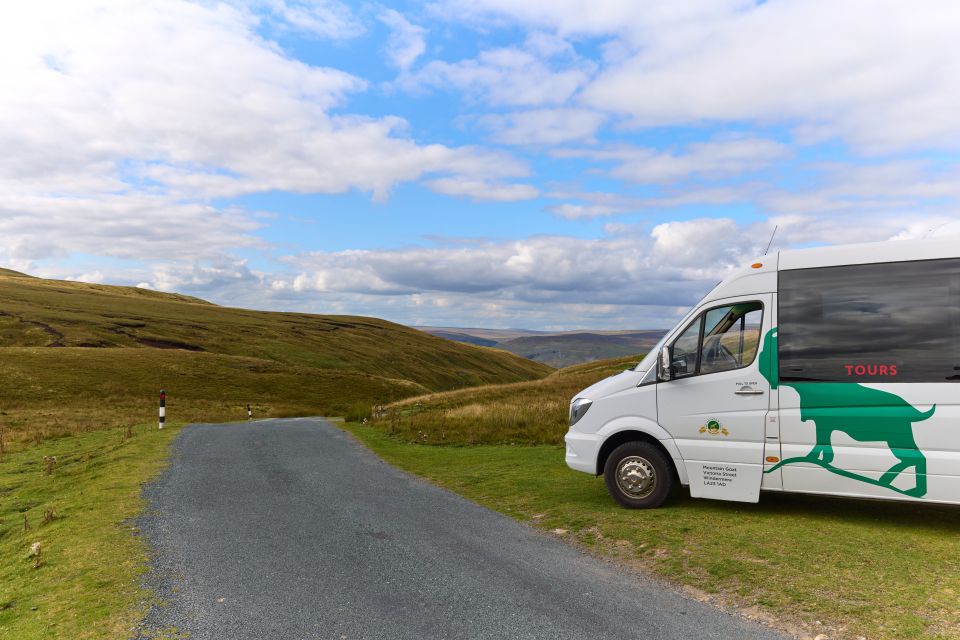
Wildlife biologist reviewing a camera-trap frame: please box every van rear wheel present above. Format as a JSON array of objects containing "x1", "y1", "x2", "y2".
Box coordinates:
[{"x1": 604, "y1": 442, "x2": 673, "y2": 509}]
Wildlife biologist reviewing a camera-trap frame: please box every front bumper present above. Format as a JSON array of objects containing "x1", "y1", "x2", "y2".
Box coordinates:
[{"x1": 564, "y1": 431, "x2": 601, "y2": 475}]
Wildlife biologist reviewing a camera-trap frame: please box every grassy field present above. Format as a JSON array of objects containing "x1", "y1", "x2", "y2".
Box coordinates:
[
  {"x1": 6, "y1": 266, "x2": 957, "y2": 639},
  {"x1": 346, "y1": 423, "x2": 960, "y2": 640},
  {"x1": 366, "y1": 354, "x2": 639, "y2": 445},
  {"x1": 0, "y1": 270, "x2": 549, "y2": 637},
  {"x1": 0, "y1": 422, "x2": 181, "y2": 639},
  {"x1": 0, "y1": 270, "x2": 549, "y2": 448},
  {"x1": 0, "y1": 347, "x2": 428, "y2": 445}
]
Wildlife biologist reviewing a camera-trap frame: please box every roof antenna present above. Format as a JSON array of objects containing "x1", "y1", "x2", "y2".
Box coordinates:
[
  {"x1": 924, "y1": 222, "x2": 948, "y2": 238},
  {"x1": 763, "y1": 225, "x2": 778, "y2": 256}
]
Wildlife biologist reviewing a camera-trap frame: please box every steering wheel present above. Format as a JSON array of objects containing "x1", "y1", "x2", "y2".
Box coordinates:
[{"x1": 703, "y1": 336, "x2": 737, "y2": 367}]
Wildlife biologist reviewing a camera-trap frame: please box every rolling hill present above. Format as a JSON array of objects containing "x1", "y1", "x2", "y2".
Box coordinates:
[
  {"x1": 0, "y1": 271, "x2": 551, "y2": 444},
  {"x1": 416, "y1": 326, "x2": 665, "y2": 367}
]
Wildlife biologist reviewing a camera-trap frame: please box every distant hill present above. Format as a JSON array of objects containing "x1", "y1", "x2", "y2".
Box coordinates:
[
  {"x1": 0, "y1": 271, "x2": 551, "y2": 442},
  {"x1": 419, "y1": 329, "x2": 498, "y2": 347},
  {"x1": 415, "y1": 326, "x2": 549, "y2": 342},
  {"x1": 416, "y1": 326, "x2": 666, "y2": 368}
]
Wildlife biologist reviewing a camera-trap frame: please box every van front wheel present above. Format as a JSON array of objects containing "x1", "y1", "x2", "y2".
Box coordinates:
[{"x1": 603, "y1": 442, "x2": 673, "y2": 509}]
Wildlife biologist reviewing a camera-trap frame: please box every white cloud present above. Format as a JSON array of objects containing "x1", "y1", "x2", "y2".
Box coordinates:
[
  {"x1": 557, "y1": 136, "x2": 788, "y2": 184},
  {"x1": 143, "y1": 259, "x2": 264, "y2": 294},
  {"x1": 753, "y1": 160, "x2": 960, "y2": 219},
  {"x1": 762, "y1": 213, "x2": 951, "y2": 248},
  {"x1": 8, "y1": 1, "x2": 960, "y2": 331},
  {"x1": 543, "y1": 183, "x2": 762, "y2": 220},
  {"x1": 284, "y1": 233, "x2": 709, "y2": 305},
  {"x1": 480, "y1": 108, "x2": 606, "y2": 145},
  {"x1": 0, "y1": 1, "x2": 528, "y2": 199},
  {"x1": 650, "y1": 218, "x2": 743, "y2": 268},
  {"x1": 257, "y1": 212, "x2": 949, "y2": 327},
  {"x1": 0, "y1": 191, "x2": 261, "y2": 268},
  {"x1": 546, "y1": 156, "x2": 960, "y2": 224},
  {"x1": 398, "y1": 33, "x2": 596, "y2": 106},
  {"x1": 0, "y1": 0, "x2": 536, "y2": 275},
  {"x1": 242, "y1": 0, "x2": 364, "y2": 39},
  {"x1": 425, "y1": 178, "x2": 540, "y2": 202},
  {"x1": 440, "y1": 0, "x2": 960, "y2": 153},
  {"x1": 579, "y1": 0, "x2": 960, "y2": 152},
  {"x1": 378, "y1": 9, "x2": 426, "y2": 70},
  {"x1": 56, "y1": 210, "x2": 959, "y2": 328},
  {"x1": 279, "y1": 213, "x2": 953, "y2": 303},
  {"x1": 547, "y1": 203, "x2": 619, "y2": 220},
  {"x1": 436, "y1": 0, "x2": 748, "y2": 40}
]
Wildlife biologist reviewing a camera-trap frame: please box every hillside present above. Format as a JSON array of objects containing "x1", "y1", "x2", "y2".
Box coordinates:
[
  {"x1": 418, "y1": 329, "x2": 498, "y2": 347},
  {"x1": 0, "y1": 271, "x2": 551, "y2": 443},
  {"x1": 497, "y1": 331, "x2": 664, "y2": 367},
  {"x1": 417, "y1": 326, "x2": 665, "y2": 367},
  {"x1": 415, "y1": 326, "x2": 542, "y2": 342},
  {"x1": 365, "y1": 354, "x2": 642, "y2": 445}
]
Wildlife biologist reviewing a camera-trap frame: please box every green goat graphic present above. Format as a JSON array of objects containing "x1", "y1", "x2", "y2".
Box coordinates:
[{"x1": 758, "y1": 328, "x2": 934, "y2": 497}]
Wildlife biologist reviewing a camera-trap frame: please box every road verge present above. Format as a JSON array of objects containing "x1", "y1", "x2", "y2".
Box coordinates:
[{"x1": 0, "y1": 424, "x2": 181, "y2": 639}]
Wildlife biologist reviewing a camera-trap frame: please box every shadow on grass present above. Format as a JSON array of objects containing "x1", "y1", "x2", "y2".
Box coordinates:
[{"x1": 656, "y1": 489, "x2": 960, "y2": 534}]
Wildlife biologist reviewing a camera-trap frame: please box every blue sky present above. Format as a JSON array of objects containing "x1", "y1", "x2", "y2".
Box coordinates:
[{"x1": 3, "y1": 1, "x2": 960, "y2": 329}]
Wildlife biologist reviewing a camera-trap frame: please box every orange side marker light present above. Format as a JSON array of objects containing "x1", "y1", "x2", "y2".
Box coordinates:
[
  {"x1": 766, "y1": 456, "x2": 780, "y2": 463},
  {"x1": 751, "y1": 262, "x2": 763, "y2": 269}
]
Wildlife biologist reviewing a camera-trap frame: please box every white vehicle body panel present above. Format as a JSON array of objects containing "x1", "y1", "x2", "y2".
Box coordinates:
[
  {"x1": 565, "y1": 237, "x2": 960, "y2": 506},
  {"x1": 658, "y1": 293, "x2": 774, "y2": 502}
]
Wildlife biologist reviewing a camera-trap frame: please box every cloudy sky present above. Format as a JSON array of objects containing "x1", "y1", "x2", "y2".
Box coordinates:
[{"x1": 3, "y1": 1, "x2": 960, "y2": 329}]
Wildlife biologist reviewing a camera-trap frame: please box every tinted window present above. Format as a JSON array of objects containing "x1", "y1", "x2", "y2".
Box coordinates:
[{"x1": 779, "y1": 258, "x2": 960, "y2": 383}]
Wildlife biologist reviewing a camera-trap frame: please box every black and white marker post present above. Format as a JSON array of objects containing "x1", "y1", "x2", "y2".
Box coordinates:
[
  {"x1": 159, "y1": 389, "x2": 166, "y2": 429},
  {"x1": 247, "y1": 404, "x2": 252, "y2": 420}
]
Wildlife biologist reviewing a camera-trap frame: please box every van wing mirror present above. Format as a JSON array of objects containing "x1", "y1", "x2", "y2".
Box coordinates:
[{"x1": 658, "y1": 345, "x2": 673, "y2": 381}]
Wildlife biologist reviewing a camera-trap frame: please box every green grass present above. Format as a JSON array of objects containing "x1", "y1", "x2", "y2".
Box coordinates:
[
  {"x1": 344, "y1": 426, "x2": 960, "y2": 640},
  {"x1": 368, "y1": 355, "x2": 639, "y2": 445},
  {"x1": 0, "y1": 423, "x2": 181, "y2": 639},
  {"x1": 0, "y1": 270, "x2": 550, "y2": 393},
  {"x1": 0, "y1": 347, "x2": 430, "y2": 445},
  {"x1": 0, "y1": 269, "x2": 550, "y2": 638},
  {"x1": 0, "y1": 270, "x2": 550, "y2": 447}
]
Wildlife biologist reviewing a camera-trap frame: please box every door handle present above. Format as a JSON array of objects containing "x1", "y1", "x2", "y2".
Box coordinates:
[{"x1": 735, "y1": 387, "x2": 765, "y2": 395}]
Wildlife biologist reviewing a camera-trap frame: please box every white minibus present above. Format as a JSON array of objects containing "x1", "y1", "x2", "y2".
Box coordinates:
[{"x1": 565, "y1": 237, "x2": 959, "y2": 508}]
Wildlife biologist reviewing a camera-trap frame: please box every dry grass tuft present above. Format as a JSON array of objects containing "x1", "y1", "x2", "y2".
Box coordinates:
[{"x1": 365, "y1": 355, "x2": 642, "y2": 445}]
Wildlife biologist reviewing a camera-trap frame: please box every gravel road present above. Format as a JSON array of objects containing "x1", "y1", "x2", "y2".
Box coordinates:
[{"x1": 136, "y1": 418, "x2": 786, "y2": 640}]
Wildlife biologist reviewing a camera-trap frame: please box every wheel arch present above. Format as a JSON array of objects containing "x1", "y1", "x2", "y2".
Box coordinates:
[{"x1": 595, "y1": 426, "x2": 687, "y2": 485}]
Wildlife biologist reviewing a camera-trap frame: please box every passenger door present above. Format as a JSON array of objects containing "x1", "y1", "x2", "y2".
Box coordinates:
[{"x1": 657, "y1": 295, "x2": 773, "y2": 502}]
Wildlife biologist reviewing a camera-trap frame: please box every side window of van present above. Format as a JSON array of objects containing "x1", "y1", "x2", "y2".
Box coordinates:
[
  {"x1": 701, "y1": 304, "x2": 764, "y2": 374},
  {"x1": 671, "y1": 317, "x2": 701, "y2": 377},
  {"x1": 779, "y1": 258, "x2": 960, "y2": 382},
  {"x1": 670, "y1": 302, "x2": 764, "y2": 378}
]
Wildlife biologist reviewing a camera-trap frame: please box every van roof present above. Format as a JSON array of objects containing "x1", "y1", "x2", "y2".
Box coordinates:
[
  {"x1": 703, "y1": 235, "x2": 957, "y2": 303},
  {"x1": 777, "y1": 236, "x2": 958, "y2": 271}
]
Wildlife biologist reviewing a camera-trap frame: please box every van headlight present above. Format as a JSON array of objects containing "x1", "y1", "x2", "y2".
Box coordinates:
[{"x1": 569, "y1": 398, "x2": 593, "y2": 427}]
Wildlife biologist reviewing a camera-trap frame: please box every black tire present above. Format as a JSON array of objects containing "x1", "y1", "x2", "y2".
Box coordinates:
[{"x1": 603, "y1": 441, "x2": 674, "y2": 509}]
